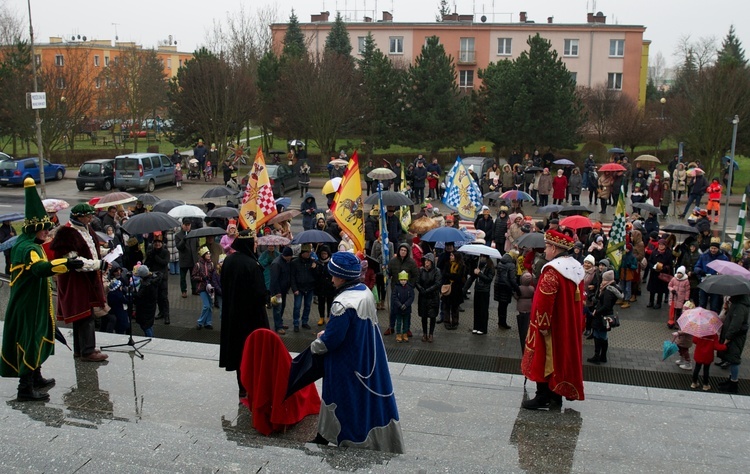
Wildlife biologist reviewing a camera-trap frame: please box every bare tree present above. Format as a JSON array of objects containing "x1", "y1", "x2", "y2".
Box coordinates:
[
  {"x1": 579, "y1": 84, "x2": 623, "y2": 142},
  {"x1": 204, "y1": 4, "x2": 278, "y2": 66},
  {"x1": 0, "y1": 0, "x2": 25, "y2": 45},
  {"x1": 674, "y1": 34, "x2": 717, "y2": 71},
  {"x1": 610, "y1": 96, "x2": 661, "y2": 154},
  {"x1": 649, "y1": 51, "x2": 667, "y2": 89}
]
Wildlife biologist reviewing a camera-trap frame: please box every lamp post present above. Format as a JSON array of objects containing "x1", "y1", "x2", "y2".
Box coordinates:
[
  {"x1": 658, "y1": 97, "x2": 666, "y2": 151},
  {"x1": 27, "y1": 0, "x2": 46, "y2": 198},
  {"x1": 721, "y1": 115, "x2": 740, "y2": 240}
]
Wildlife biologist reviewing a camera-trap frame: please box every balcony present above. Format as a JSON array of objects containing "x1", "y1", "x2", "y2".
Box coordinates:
[{"x1": 457, "y1": 50, "x2": 476, "y2": 65}]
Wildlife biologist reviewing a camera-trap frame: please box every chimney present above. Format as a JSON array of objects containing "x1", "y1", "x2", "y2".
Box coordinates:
[
  {"x1": 587, "y1": 12, "x2": 595, "y2": 23},
  {"x1": 519, "y1": 11, "x2": 527, "y2": 23},
  {"x1": 311, "y1": 11, "x2": 330, "y2": 22},
  {"x1": 364, "y1": 16, "x2": 372, "y2": 23},
  {"x1": 593, "y1": 12, "x2": 607, "y2": 24},
  {"x1": 547, "y1": 16, "x2": 553, "y2": 24},
  {"x1": 382, "y1": 11, "x2": 393, "y2": 22}
]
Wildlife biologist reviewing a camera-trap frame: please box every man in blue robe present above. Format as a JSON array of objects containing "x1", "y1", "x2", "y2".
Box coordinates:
[{"x1": 310, "y1": 252, "x2": 404, "y2": 453}]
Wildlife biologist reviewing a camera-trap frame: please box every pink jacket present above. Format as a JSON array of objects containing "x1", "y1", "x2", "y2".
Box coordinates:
[{"x1": 668, "y1": 276, "x2": 691, "y2": 308}]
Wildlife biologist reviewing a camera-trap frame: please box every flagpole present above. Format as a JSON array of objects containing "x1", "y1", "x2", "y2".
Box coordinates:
[
  {"x1": 722, "y1": 115, "x2": 739, "y2": 241},
  {"x1": 732, "y1": 194, "x2": 746, "y2": 261},
  {"x1": 378, "y1": 181, "x2": 390, "y2": 311}
]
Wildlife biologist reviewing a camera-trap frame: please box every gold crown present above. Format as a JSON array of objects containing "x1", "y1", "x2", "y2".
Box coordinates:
[{"x1": 544, "y1": 230, "x2": 574, "y2": 250}]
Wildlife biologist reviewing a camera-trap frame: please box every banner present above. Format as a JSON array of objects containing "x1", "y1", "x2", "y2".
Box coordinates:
[
  {"x1": 332, "y1": 150, "x2": 364, "y2": 252},
  {"x1": 239, "y1": 147, "x2": 277, "y2": 232},
  {"x1": 733, "y1": 194, "x2": 746, "y2": 261},
  {"x1": 606, "y1": 186, "x2": 627, "y2": 271},
  {"x1": 442, "y1": 156, "x2": 482, "y2": 220},
  {"x1": 399, "y1": 161, "x2": 411, "y2": 232}
]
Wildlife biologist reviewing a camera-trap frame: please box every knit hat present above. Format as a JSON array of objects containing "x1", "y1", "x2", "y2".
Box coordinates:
[
  {"x1": 282, "y1": 247, "x2": 293, "y2": 257},
  {"x1": 70, "y1": 203, "x2": 96, "y2": 217},
  {"x1": 135, "y1": 264, "x2": 150, "y2": 277},
  {"x1": 592, "y1": 221, "x2": 602, "y2": 229},
  {"x1": 676, "y1": 266, "x2": 686, "y2": 275},
  {"x1": 328, "y1": 251, "x2": 361, "y2": 281},
  {"x1": 658, "y1": 239, "x2": 667, "y2": 247},
  {"x1": 22, "y1": 178, "x2": 53, "y2": 234},
  {"x1": 584, "y1": 254, "x2": 596, "y2": 265},
  {"x1": 598, "y1": 258, "x2": 612, "y2": 268},
  {"x1": 602, "y1": 270, "x2": 615, "y2": 282},
  {"x1": 398, "y1": 270, "x2": 409, "y2": 281},
  {"x1": 109, "y1": 279, "x2": 122, "y2": 291}
]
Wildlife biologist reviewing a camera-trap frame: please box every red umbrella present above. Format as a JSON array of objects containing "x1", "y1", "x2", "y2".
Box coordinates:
[
  {"x1": 560, "y1": 215, "x2": 593, "y2": 230},
  {"x1": 598, "y1": 163, "x2": 626, "y2": 172}
]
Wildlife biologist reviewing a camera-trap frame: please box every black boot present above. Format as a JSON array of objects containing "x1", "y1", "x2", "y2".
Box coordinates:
[
  {"x1": 600, "y1": 340, "x2": 608, "y2": 363},
  {"x1": 647, "y1": 294, "x2": 654, "y2": 308},
  {"x1": 587, "y1": 339, "x2": 602, "y2": 364},
  {"x1": 522, "y1": 382, "x2": 551, "y2": 410},
  {"x1": 32, "y1": 368, "x2": 55, "y2": 389},
  {"x1": 722, "y1": 380, "x2": 739, "y2": 394},
  {"x1": 164, "y1": 315, "x2": 170, "y2": 325},
  {"x1": 17, "y1": 373, "x2": 50, "y2": 402},
  {"x1": 717, "y1": 377, "x2": 732, "y2": 391}
]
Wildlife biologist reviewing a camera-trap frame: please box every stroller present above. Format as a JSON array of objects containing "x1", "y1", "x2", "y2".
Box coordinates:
[{"x1": 187, "y1": 159, "x2": 201, "y2": 180}]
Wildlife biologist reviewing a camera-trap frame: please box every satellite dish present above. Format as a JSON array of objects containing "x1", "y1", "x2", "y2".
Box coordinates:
[
  {"x1": 77, "y1": 34, "x2": 81, "y2": 39},
  {"x1": 82, "y1": 36, "x2": 86, "y2": 41},
  {"x1": 481, "y1": 15, "x2": 487, "y2": 23},
  {"x1": 71, "y1": 35, "x2": 75, "y2": 41}
]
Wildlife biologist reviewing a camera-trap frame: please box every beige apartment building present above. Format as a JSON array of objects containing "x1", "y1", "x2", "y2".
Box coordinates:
[{"x1": 271, "y1": 11, "x2": 649, "y2": 107}]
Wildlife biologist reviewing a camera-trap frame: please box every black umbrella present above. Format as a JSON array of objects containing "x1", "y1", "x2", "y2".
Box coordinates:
[
  {"x1": 268, "y1": 149, "x2": 286, "y2": 155},
  {"x1": 515, "y1": 232, "x2": 546, "y2": 249},
  {"x1": 538, "y1": 204, "x2": 564, "y2": 214},
  {"x1": 524, "y1": 166, "x2": 543, "y2": 173},
  {"x1": 55, "y1": 328, "x2": 72, "y2": 351},
  {"x1": 201, "y1": 186, "x2": 236, "y2": 199},
  {"x1": 558, "y1": 205, "x2": 593, "y2": 216},
  {"x1": 152, "y1": 199, "x2": 186, "y2": 213},
  {"x1": 661, "y1": 223, "x2": 699, "y2": 235},
  {"x1": 632, "y1": 202, "x2": 662, "y2": 215},
  {"x1": 291, "y1": 229, "x2": 337, "y2": 244},
  {"x1": 483, "y1": 192, "x2": 502, "y2": 202},
  {"x1": 698, "y1": 274, "x2": 750, "y2": 296},
  {"x1": 207, "y1": 207, "x2": 239, "y2": 218},
  {"x1": 135, "y1": 193, "x2": 160, "y2": 205},
  {"x1": 364, "y1": 191, "x2": 413, "y2": 207},
  {"x1": 285, "y1": 347, "x2": 325, "y2": 400},
  {"x1": 121, "y1": 212, "x2": 181, "y2": 235},
  {"x1": 185, "y1": 227, "x2": 227, "y2": 239}
]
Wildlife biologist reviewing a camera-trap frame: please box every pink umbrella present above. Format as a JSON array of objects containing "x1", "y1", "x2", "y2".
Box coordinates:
[
  {"x1": 677, "y1": 307, "x2": 723, "y2": 338},
  {"x1": 707, "y1": 260, "x2": 750, "y2": 278},
  {"x1": 257, "y1": 235, "x2": 291, "y2": 246}
]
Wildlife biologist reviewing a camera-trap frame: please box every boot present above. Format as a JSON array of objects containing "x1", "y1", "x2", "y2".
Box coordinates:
[
  {"x1": 522, "y1": 382, "x2": 551, "y2": 410},
  {"x1": 17, "y1": 373, "x2": 50, "y2": 402},
  {"x1": 164, "y1": 315, "x2": 170, "y2": 325},
  {"x1": 32, "y1": 368, "x2": 55, "y2": 389},
  {"x1": 317, "y1": 317, "x2": 325, "y2": 326},
  {"x1": 720, "y1": 380, "x2": 739, "y2": 394},
  {"x1": 587, "y1": 339, "x2": 602, "y2": 364},
  {"x1": 600, "y1": 340, "x2": 608, "y2": 363}
]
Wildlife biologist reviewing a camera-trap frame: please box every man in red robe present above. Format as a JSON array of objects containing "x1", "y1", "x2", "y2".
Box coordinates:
[{"x1": 521, "y1": 229, "x2": 585, "y2": 409}]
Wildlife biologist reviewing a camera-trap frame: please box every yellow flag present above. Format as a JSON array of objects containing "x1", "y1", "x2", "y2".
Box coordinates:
[
  {"x1": 239, "y1": 147, "x2": 278, "y2": 232},
  {"x1": 332, "y1": 151, "x2": 364, "y2": 252},
  {"x1": 399, "y1": 160, "x2": 411, "y2": 231}
]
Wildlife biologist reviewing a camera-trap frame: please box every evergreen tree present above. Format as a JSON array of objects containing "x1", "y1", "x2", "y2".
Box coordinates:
[
  {"x1": 400, "y1": 36, "x2": 472, "y2": 155},
  {"x1": 325, "y1": 12, "x2": 352, "y2": 58},
  {"x1": 282, "y1": 10, "x2": 307, "y2": 59},
  {"x1": 717, "y1": 25, "x2": 747, "y2": 68},
  {"x1": 256, "y1": 51, "x2": 280, "y2": 152},
  {"x1": 0, "y1": 40, "x2": 34, "y2": 154},
  {"x1": 436, "y1": 0, "x2": 451, "y2": 21}
]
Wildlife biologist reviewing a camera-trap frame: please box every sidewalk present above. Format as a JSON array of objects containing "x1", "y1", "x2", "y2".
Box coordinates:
[{"x1": 0, "y1": 329, "x2": 748, "y2": 473}]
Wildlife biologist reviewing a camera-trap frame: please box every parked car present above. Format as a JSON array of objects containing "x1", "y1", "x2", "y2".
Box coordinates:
[
  {"x1": 443, "y1": 156, "x2": 507, "y2": 193},
  {"x1": 0, "y1": 152, "x2": 12, "y2": 162},
  {"x1": 113, "y1": 153, "x2": 174, "y2": 192},
  {"x1": 0, "y1": 157, "x2": 66, "y2": 186},
  {"x1": 240, "y1": 164, "x2": 298, "y2": 198},
  {"x1": 76, "y1": 158, "x2": 115, "y2": 191}
]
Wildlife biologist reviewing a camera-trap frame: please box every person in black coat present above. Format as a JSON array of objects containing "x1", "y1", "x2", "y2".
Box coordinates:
[
  {"x1": 412, "y1": 159, "x2": 428, "y2": 204},
  {"x1": 416, "y1": 253, "x2": 442, "y2": 342},
  {"x1": 269, "y1": 247, "x2": 293, "y2": 334},
  {"x1": 219, "y1": 232, "x2": 269, "y2": 399},
  {"x1": 492, "y1": 207, "x2": 510, "y2": 253},
  {"x1": 474, "y1": 207, "x2": 494, "y2": 246},
  {"x1": 471, "y1": 256, "x2": 495, "y2": 335},
  {"x1": 587, "y1": 270, "x2": 623, "y2": 364},
  {"x1": 133, "y1": 265, "x2": 158, "y2": 337},
  {"x1": 313, "y1": 246, "x2": 336, "y2": 327},
  {"x1": 494, "y1": 253, "x2": 519, "y2": 329},
  {"x1": 647, "y1": 239, "x2": 674, "y2": 310},
  {"x1": 144, "y1": 236, "x2": 171, "y2": 324}
]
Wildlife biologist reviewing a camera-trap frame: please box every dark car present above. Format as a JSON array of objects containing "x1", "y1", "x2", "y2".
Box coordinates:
[
  {"x1": 0, "y1": 157, "x2": 66, "y2": 186},
  {"x1": 242, "y1": 164, "x2": 299, "y2": 197},
  {"x1": 76, "y1": 158, "x2": 115, "y2": 191}
]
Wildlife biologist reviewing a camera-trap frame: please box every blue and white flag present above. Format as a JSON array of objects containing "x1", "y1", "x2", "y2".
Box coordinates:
[
  {"x1": 442, "y1": 156, "x2": 482, "y2": 220},
  {"x1": 378, "y1": 182, "x2": 390, "y2": 267}
]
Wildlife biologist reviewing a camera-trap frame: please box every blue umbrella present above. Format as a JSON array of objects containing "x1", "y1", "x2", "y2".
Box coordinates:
[
  {"x1": 291, "y1": 229, "x2": 337, "y2": 244},
  {"x1": 0, "y1": 212, "x2": 25, "y2": 222},
  {"x1": 0, "y1": 235, "x2": 18, "y2": 252},
  {"x1": 721, "y1": 156, "x2": 740, "y2": 170},
  {"x1": 275, "y1": 197, "x2": 292, "y2": 209},
  {"x1": 553, "y1": 158, "x2": 575, "y2": 166},
  {"x1": 608, "y1": 147, "x2": 625, "y2": 154},
  {"x1": 662, "y1": 340, "x2": 678, "y2": 361},
  {"x1": 421, "y1": 227, "x2": 467, "y2": 243}
]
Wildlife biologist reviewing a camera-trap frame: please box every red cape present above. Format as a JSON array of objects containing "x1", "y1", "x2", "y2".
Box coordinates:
[
  {"x1": 521, "y1": 262, "x2": 585, "y2": 400},
  {"x1": 239, "y1": 328, "x2": 320, "y2": 435}
]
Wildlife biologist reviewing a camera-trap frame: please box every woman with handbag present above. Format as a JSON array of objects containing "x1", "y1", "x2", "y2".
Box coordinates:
[
  {"x1": 587, "y1": 270, "x2": 623, "y2": 364},
  {"x1": 647, "y1": 239, "x2": 674, "y2": 310},
  {"x1": 440, "y1": 252, "x2": 465, "y2": 330}
]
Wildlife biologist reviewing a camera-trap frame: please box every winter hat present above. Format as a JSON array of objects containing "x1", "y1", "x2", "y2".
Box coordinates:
[
  {"x1": 282, "y1": 247, "x2": 293, "y2": 257},
  {"x1": 584, "y1": 254, "x2": 596, "y2": 265},
  {"x1": 658, "y1": 239, "x2": 667, "y2": 247},
  {"x1": 592, "y1": 221, "x2": 602, "y2": 230},
  {"x1": 598, "y1": 258, "x2": 612, "y2": 269},
  {"x1": 676, "y1": 266, "x2": 686, "y2": 276},
  {"x1": 520, "y1": 272, "x2": 533, "y2": 285},
  {"x1": 328, "y1": 251, "x2": 362, "y2": 281},
  {"x1": 70, "y1": 203, "x2": 96, "y2": 217},
  {"x1": 423, "y1": 253, "x2": 435, "y2": 265},
  {"x1": 135, "y1": 265, "x2": 150, "y2": 277},
  {"x1": 22, "y1": 178, "x2": 53, "y2": 234},
  {"x1": 602, "y1": 270, "x2": 615, "y2": 282},
  {"x1": 596, "y1": 236, "x2": 603, "y2": 243},
  {"x1": 398, "y1": 270, "x2": 409, "y2": 281},
  {"x1": 109, "y1": 279, "x2": 122, "y2": 291}
]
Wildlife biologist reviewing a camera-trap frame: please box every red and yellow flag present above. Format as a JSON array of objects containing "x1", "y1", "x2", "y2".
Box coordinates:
[
  {"x1": 239, "y1": 147, "x2": 278, "y2": 232},
  {"x1": 332, "y1": 150, "x2": 364, "y2": 252}
]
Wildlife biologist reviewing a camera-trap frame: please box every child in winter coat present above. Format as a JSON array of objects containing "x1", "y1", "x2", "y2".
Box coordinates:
[
  {"x1": 667, "y1": 266, "x2": 691, "y2": 329},
  {"x1": 691, "y1": 333, "x2": 727, "y2": 391},
  {"x1": 133, "y1": 264, "x2": 159, "y2": 337},
  {"x1": 619, "y1": 244, "x2": 639, "y2": 309},
  {"x1": 515, "y1": 272, "x2": 535, "y2": 355},
  {"x1": 588, "y1": 236, "x2": 606, "y2": 263},
  {"x1": 106, "y1": 279, "x2": 130, "y2": 335},
  {"x1": 392, "y1": 270, "x2": 415, "y2": 342},
  {"x1": 671, "y1": 329, "x2": 694, "y2": 371},
  {"x1": 174, "y1": 163, "x2": 183, "y2": 189}
]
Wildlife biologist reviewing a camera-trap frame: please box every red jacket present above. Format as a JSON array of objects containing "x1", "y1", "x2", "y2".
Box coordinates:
[
  {"x1": 707, "y1": 182, "x2": 722, "y2": 201},
  {"x1": 692, "y1": 334, "x2": 727, "y2": 365}
]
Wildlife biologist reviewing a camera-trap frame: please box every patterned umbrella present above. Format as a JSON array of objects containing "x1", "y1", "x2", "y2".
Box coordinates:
[
  {"x1": 257, "y1": 235, "x2": 291, "y2": 246},
  {"x1": 500, "y1": 190, "x2": 534, "y2": 202},
  {"x1": 42, "y1": 198, "x2": 69, "y2": 213},
  {"x1": 367, "y1": 167, "x2": 397, "y2": 180},
  {"x1": 677, "y1": 307, "x2": 723, "y2": 338},
  {"x1": 94, "y1": 191, "x2": 137, "y2": 208},
  {"x1": 322, "y1": 177, "x2": 342, "y2": 195}
]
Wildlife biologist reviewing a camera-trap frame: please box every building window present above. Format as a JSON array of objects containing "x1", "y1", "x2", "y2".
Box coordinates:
[
  {"x1": 570, "y1": 72, "x2": 578, "y2": 84},
  {"x1": 563, "y1": 39, "x2": 579, "y2": 57},
  {"x1": 459, "y1": 70, "x2": 474, "y2": 89},
  {"x1": 105, "y1": 77, "x2": 110, "y2": 86},
  {"x1": 497, "y1": 38, "x2": 512, "y2": 56},
  {"x1": 55, "y1": 54, "x2": 64, "y2": 66},
  {"x1": 104, "y1": 56, "x2": 110, "y2": 66},
  {"x1": 94, "y1": 55, "x2": 100, "y2": 67},
  {"x1": 179, "y1": 59, "x2": 183, "y2": 67},
  {"x1": 607, "y1": 73, "x2": 623, "y2": 90},
  {"x1": 56, "y1": 77, "x2": 65, "y2": 89},
  {"x1": 34, "y1": 54, "x2": 41, "y2": 67},
  {"x1": 95, "y1": 78, "x2": 101, "y2": 89},
  {"x1": 389, "y1": 36, "x2": 404, "y2": 54},
  {"x1": 459, "y1": 37, "x2": 475, "y2": 63},
  {"x1": 357, "y1": 36, "x2": 366, "y2": 54},
  {"x1": 167, "y1": 58, "x2": 172, "y2": 69},
  {"x1": 610, "y1": 39, "x2": 625, "y2": 57}
]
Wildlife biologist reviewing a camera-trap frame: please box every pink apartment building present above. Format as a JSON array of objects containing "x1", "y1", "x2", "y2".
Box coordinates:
[{"x1": 271, "y1": 11, "x2": 649, "y2": 107}]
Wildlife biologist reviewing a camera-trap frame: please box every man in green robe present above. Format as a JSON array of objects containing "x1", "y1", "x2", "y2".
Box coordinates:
[{"x1": 0, "y1": 178, "x2": 82, "y2": 401}]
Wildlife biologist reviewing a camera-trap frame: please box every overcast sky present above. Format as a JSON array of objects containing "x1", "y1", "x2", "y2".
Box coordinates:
[{"x1": 10, "y1": 0, "x2": 748, "y2": 67}]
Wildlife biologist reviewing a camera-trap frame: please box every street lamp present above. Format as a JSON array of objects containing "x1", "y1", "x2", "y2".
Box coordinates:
[
  {"x1": 658, "y1": 97, "x2": 666, "y2": 151},
  {"x1": 721, "y1": 115, "x2": 740, "y2": 240}
]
